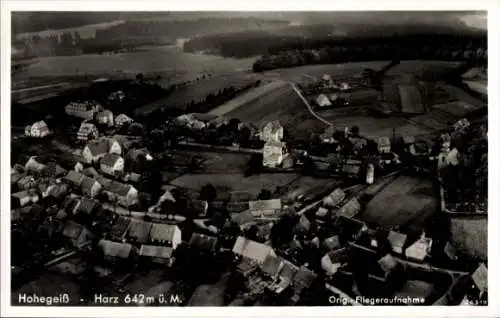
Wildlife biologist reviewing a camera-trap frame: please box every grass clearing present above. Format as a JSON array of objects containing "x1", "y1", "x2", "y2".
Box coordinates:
[
  {"x1": 360, "y1": 175, "x2": 438, "y2": 232},
  {"x1": 398, "y1": 84, "x2": 425, "y2": 114},
  {"x1": 450, "y1": 217, "x2": 487, "y2": 261},
  {"x1": 169, "y1": 173, "x2": 299, "y2": 198}
]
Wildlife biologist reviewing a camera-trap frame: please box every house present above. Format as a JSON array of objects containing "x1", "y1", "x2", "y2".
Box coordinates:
[
  {"x1": 335, "y1": 216, "x2": 367, "y2": 241},
  {"x1": 77, "y1": 122, "x2": 99, "y2": 142},
  {"x1": 342, "y1": 159, "x2": 362, "y2": 177},
  {"x1": 17, "y1": 175, "x2": 37, "y2": 190},
  {"x1": 42, "y1": 162, "x2": 67, "y2": 178},
  {"x1": 65, "y1": 100, "x2": 100, "y2": 120},
  {"x1": 48, "y1": 183, "x2": 69, "y2": 201},
  {"x1": 405, "y1": 233, "x2": 433, "y2": 261},
  {"x1": 125, "y1": 219, "x2": 152, "y2": 244},
  {"x1": 11, "y1": 170, "x2": 23, "y2": 187},
  {"x1": 294, "y1": 215, "x2": 311, "y2": 234},
  {"x1": 470, "y1": 263, "x2": 488, "y2": 299},
  {"x1": 378, "y1": 137, "x2": 391, "y2": 153},
  {"x1": 232, "y1": 236, "x2": 276, "y2": 264},
  {"x1": 12, "y1": 190, "x2": 39, "y2": 207},
  {"x1": 100, "y1": 153, "x2": 125, "y2": 176},
  {"x1": 73, "y1": 197, "x2": 99, "y2": 217},
  {"x1": 292, "y1": 266, "x2": 318, "y2": 295},
  {"x1": 248, "y1": 199, "x2": 282, "y2": 217},
  {"x1": 109, "y1": 216, "x2": 132, "y2": 240},
  {"x1": 321, "y1": 248, "x2": 348, "y2": 276},
  {"x1": 261, "y1": 120, "x2": 284, "y2": 143},
  {"x1": 82, "y1": 167, "x2": 100, "y2": 178},
  {"x1": 323, "y1": 235, "x2": 341, "y2": 251},
  {"x1": 82, "y1": 138, "x2": 122, "y2": 164},
  {"x1": 138, "y1": 245, "x2": 173, "y2": 265},
  {"x1": 261, "y1": 254, "x2": 284, "y2": 278},
  {"x1": 323, "y1": 188, "x2": 346, "y2": 208},
  {"x1": 263, "y1": 141, "x2": 288, "y2": 168},
  {"x1": 98, "y1": 239, "x2": 134, "y2": 262},
  {"x1": 378, "y1": 253, "x2": 399, "y2": 278},
  {"x1": 81, "y1": 176, "x2": 102, "y2": 197},
  {"x1": 315, "y1": 94, "x2": 332, "y2": 108},
  {"x1": 115, "y1": 113, "x2": 134, "y2": 128},
  {"x1": 149, "y1": 223, "x2": 182, "y2": 249},
  {"x1": 387, "y1": 231, "x2": 407, "y2": 254},
  {"x1": 101, "y1": 180, "x2": 139, "y2": 207},
  {"x1": 337, "y1": 197, "x2": 361, "y2": 218},
  {"x1": 25, "y1": 156, "x2": 46, "y2": 175},
  {"x1": 189, "y1": 233, "x2": 218, "y2": 253},
  {"x1": 96, "y1": 109, "x2": 114, "y2": 127},
  {"x1": 63, "y1": 170, "x2": 85, "y2": 188},
  {"x1": 25, "y1": 120, "x2": 50, "y2": 138},
  {"x1": 62, "y1": 221, "x2": 93, "y2": 246},
  {"x1": 37, "y1": 182, "x2": 56, "y2": 198}
]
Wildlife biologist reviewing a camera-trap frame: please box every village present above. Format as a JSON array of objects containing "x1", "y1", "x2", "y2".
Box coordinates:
[{"x1": 11, "y1": 62, "x2": 487, "y2": 307}]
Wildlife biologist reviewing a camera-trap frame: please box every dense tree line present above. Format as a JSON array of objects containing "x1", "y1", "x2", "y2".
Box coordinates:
[{"x1": 253, "y1": 33, "x2": 486, "y2": 72}]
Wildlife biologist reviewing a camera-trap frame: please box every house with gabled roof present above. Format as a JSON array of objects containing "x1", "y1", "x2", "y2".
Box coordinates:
[
  {"x1": 12, "y1": 190, "x2": 39, "y2": 207},
  {"x1": 261, "y1": 254, "x2": 283, "y2": 279},
  {"x1": 17, "y1": 175, "x2": 37, "y2": 191},
  {"x1": 100, "y1": 153, "x2": 125, "y2": 176},
  {"x1": 405, "y1": 232, "x2": 433, "y2": 262},
  {"x1": 99, "y1": 239, "x2": 134, "y2": 262},
  {"x1": 101, "y1": 180, "x2": 139, "y2": 207},
  {"x1": 62, "y1": 221, "x2": 93, "y2": 247},
  {"x1": 77, "y1": 122, "x2": 99, "y2": 142},
  {"x1": 24, "y1": 156, "x2": 47, "y2": 174},
  {"x1": 126, "y1": 219, "x2": 152, "y2": 244},
  {"x1": 82, "y1": 138, "x2": 122, "y2": 164},
  {"x1": 63, "y1": 170, "x2": 85, "y2": 188},
  {"x1": 378, "y1": 136, "x2": 391, "y2": 153},
  {"x1": 337, "y1": 197, "x2": 361, "y2": 218},
  {"x1": 25, "y1": 120, "x2": 50, "y2": 138},
  {"x1": 470, "y1": 263, "x2": 488, "y2": 299},
  {"x1": 261, "y1": 120, "x2": 284, "y2": 143},
  {"x1": 232, "y1": 236, "x2": 276, "y2": 264},
  {"x1": 189, "y1": 233, "x2": 218, "y2": 253},
  {"x1": 149, "y1": 223, "x2": 182, "y2": 248},
  {"x1": 387, "y1": 231, "x2": 407, "y2": 254},
  {"x1": 323, "y1": 188, "x2": 346, "y2": 208},
  {"x1": 96, "y1": 109, "x2": 114, "y2": 127},
  {"x1": 115, "y1": 113, "x2": 134, "y2": 128},
  {"x1": 109, "y1": 216, "x2": 131, "y2": 240},
  {"x1": 81, "y1": 176, "x2": 102, "y2": 198},
  {"x1": 138, "y1": 245, "x2": 173, "y2": 265}
]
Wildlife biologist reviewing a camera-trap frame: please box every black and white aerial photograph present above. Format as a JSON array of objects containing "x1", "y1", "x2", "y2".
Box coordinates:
[{"x1": 6, "y1": 9, "x2": 489, "y2": 309}]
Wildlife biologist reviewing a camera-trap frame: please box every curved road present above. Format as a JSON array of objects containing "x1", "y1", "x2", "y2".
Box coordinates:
[{"x1": 289, "y1": 82, "x2": 334, "y2": 127}]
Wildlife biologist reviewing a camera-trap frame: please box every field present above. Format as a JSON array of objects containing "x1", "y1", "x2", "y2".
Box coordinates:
[
  {"x1": 12, "y1": 45, "x2": 256, "y2": 83},
  {"x1": 268, "y1": 60, "x2": 461, "y2": 83},
  {"x1": 208, "y1": 80, "x2": 288, "y2": 116},
  {"x1": 135, "y1": 72, "x2": 260, "y2": 115},
  {"x1": 432, "y1": 101, "x2": 482, "y2": 118},
  {"x1": 450, "y1": 217, "x2": 487, "y2": 260},
  {"x1": 226, "y1": 83, "x2": 326, "y2": 139},
  {"x1": 171, "y1": 150, "x2": 252, "y2": 173},
  {"x1": 169, "y1": 173, "x2": 300, "y2": 198},
  {"x1": 187, "y1": 275, "x2": 228, "y2": 306},
  {"x1": 360, "y1": 175, "x2": 439, "y2": 232},
  {"x1": 316, "y1": 111, "x2": 435, "y2": 140},
  {"x1": 398, "y1": 84, "x2": 425, "y2": 114}
]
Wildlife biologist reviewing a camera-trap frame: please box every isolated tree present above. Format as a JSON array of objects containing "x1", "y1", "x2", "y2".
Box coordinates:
[
  {"x1": 200, "y1": 183, "x2": 217, "y2": 203},
  {"x1": 258, "y1": 188, "x2": 272, "y2": 200}
]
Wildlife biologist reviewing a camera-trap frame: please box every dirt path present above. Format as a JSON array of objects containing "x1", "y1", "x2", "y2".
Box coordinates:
[{"x1": 289, "y1": 82, "x2": 334, "y2": 127}]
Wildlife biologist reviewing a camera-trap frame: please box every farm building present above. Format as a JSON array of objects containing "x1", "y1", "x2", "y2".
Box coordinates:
[
  {"x1": 232, "y1": 236, "x2": 276, "y2": 264},
  {"x1": 115, "y1": 113, "x2": 134, "y2": 127},
  {"x1": 100, "y1": 153, "x2": 125, "y2": 176},
  {"x1": 65, "y1": 100, "x2": 101, "y2": 120},
  {"x1": 315, "y1": 94, "x2": 332, "y2": 108},
  {"x1": 25, "y1": 120, "x2": 50, "y2": 138},
  {"x1": 82, "y1": 138, "x2": 122, "y2": 164},
  {"x1": 126, "y1": 219, "x2": 153, "y2": 243},
  {"x1": 77, "y1": 122, "x2": 99, "y2": 142},
  {"x1": 260, "y1": 120, "x2": 284, "y2": 143},
  {"x1": 96, "y1": 109, "x2": 114, "y2": 127}
]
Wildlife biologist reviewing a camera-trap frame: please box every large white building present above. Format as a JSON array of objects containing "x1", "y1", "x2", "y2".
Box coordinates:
[
  {"x1": 65, "y1": 101, "x2": 101, "y2": 120},
  {"x1": 25, "y1": 120, "x2": 50, "y2": 138},
  {"x1": 82, "y1": 138, "x2": 122, "y2": 164}
]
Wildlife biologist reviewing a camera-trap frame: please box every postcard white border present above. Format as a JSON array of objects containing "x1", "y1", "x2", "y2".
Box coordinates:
[{"x1": 1, "y1": 0, "x2": 499, "y2": 317}]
